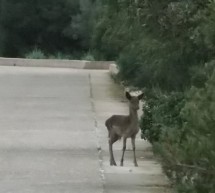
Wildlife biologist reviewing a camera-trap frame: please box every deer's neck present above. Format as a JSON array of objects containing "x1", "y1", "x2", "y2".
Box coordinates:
[{"x1": 129, "y1": 108, "x2": 138, "y2": 122}]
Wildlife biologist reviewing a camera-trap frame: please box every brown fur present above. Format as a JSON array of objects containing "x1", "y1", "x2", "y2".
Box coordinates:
[{"x1": 105, "y1": 92, "x2": 144, "y2": 166}]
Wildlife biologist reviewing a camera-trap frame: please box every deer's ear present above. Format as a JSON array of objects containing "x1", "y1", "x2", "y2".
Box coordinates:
[
  {"x1": 125, "y1": 92, "x2": 132, "y2": 100},
  {"x1": 138, "y1": 93, "x2": 144, "y2": 100}
]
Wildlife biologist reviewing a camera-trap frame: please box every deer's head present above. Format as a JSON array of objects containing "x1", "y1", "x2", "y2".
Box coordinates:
[{"x1": 125, "y1": 91, "x2": 144, "y2": 111}]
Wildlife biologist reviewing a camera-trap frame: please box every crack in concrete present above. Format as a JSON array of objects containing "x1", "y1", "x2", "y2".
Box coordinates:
[{"x1": 88, "y1": 73, "x2": 105, "y2": 193}]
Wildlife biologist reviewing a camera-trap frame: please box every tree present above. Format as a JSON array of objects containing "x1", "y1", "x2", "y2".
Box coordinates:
[{"x1": 0, "y1": 0, "x2": 95, "y2": 57}]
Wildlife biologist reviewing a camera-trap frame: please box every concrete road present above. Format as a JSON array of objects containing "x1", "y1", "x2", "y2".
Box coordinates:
[{"x1": 0, "y1": 66, "x2": 171, "y2": 193}]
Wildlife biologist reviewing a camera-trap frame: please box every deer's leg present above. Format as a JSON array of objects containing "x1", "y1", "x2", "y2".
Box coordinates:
[
  {"x1": 109, "y1": 134, "x2": 118, "y2": 166},
  {"x1": 131, "y1": 136, "x2": 138, "y2": 167},
  {"x1": 120, "y1": 137, "x2": 127, "y2": 166}
]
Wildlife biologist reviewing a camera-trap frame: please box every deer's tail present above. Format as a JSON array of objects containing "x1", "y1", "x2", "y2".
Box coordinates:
[{"x1": 105, "y1": 119, "x2": 111, "y2": 138}]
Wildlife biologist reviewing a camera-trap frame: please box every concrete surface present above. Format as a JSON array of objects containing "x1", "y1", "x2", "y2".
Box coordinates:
[
  {"x1": 0, "y1": 57, "x2": 114, "y2": 69},
  {"x1": 0, "y1": 66, "x2": 172, "y2": 193}
]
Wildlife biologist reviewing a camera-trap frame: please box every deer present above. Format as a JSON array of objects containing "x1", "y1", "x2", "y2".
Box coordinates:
[{"x1": 105, "y1": 91, "x2": 144, "y2": 167}]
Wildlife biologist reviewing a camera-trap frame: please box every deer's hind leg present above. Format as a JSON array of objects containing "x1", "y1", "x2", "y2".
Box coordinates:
[{"x1": 109, "y1": 133, "x2": 119, "y2": 166}]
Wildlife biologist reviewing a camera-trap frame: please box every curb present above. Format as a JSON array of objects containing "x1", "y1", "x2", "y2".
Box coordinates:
[{"x1": 0, "y1": 57, "x2": 115, "y2": 70}]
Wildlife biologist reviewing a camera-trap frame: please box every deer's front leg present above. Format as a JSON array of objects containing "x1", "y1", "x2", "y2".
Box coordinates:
[
  {"x1": 131, "y1": 137, "x2": 138, "y2": 167},
  {"x1": 120, "y1": 137, "x2": 127, "y2": 166}
]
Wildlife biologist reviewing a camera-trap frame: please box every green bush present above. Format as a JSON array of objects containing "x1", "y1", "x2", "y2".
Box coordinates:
[
  {"x1": 25, "y1": 48, "x2": 46, "y2": 59},
  {"x1": 81, "y1": 52, "x2": 95, "y2": 61},
  {"x1": 174, "y1": 70, "x2": 215, "y2": 193},
  {"x1": 140, "y1": 90, "x2": 185, "y2": 143},
  {"x1": 51, "y1": 52, "x2": 74, "y2": 60},
  {"x1": 0, "y1": 0, "x2": 93, "y2": 57},
  {"x1": 140, "y1": 67, "x2": 215, "y2": 193}
]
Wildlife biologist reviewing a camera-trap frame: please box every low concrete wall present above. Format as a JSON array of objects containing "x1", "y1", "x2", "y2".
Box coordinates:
[
  {"x1": 0, "y1": 57, "x2": 115, "y2": 70},
  {"x1": 84, "y1": 61, "x2": 113, "y2": 69}
]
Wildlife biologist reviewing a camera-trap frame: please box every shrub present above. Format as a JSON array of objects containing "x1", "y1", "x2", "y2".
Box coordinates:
[
  {"x1": 140, "y1": 90, "x2": 185, "y2": 143},
  {"x1": 81, "y1": 52, "x2": 95, "y2": 61},
  {"x1": 140, "y1": 66, "x2": 215, "y2": 193},
  {"x1": 25, "y1": 48, "x2": 46, "y2": 59},
  {"x1": 53, "y1": 52, "x2": 74, "y2": 60}
]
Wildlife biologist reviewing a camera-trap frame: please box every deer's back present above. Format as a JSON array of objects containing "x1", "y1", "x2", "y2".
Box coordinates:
[{"x1": 105, "y1": 115, "x2": 139, "y2": 137}]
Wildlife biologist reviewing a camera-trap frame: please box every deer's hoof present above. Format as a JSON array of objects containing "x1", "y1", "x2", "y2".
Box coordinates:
[
  {"x1": 110, "y1": 160, "x2": 117, "y2": 166},
  {"x1": 134, "y1": 163, "x2": 138, "y2": 167},
  {"x1": 120, "y1": 162, "x2": 123, "y2": 167}
]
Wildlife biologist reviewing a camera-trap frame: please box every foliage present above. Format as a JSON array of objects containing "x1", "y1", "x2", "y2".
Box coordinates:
[
  {"x1": 25, "y1": 48, "x2": 46, "y2": 59},
  {"x1": 173, "y1": 70, "x2": 215, "y2": 193},
  {"x1": 0, "y1": 0, "x2": 96, "y2": 57},
  {"x1": 92, "y1": 0, "x2": 215, "y2": 90},
  {"x1": 81, "y1": 52, "x2": 95, "y2": 61},
  {"x1": 51, "y1": 52, "x2": 74, "y2": 60},
  {"x1": 140, "y1": 65, "x2": 215, "y2": 192},
  {"x1": 141, "y1": 90, "x2": 185, "y2": 143}
]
